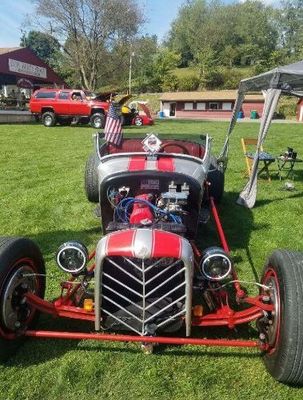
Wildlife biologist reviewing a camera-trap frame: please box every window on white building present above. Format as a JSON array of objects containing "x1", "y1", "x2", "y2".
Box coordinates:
[
  {"x1": 209, "y1": 102, "x2": 220, "y2": 110},
  {"x1": 222, "y1": 102, "x2": 232, "y2": 110},
  {"x1": 196, "y1": 102, "x2": 206, "y2": 110},
  {"x1": 184, "y1": 102, "x2": 193, "y2": 110}
]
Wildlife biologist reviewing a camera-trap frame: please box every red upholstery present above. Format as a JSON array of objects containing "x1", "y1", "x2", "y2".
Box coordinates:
[{"x1": 104, "y1": 139, "x2": 205, "y2": 158}]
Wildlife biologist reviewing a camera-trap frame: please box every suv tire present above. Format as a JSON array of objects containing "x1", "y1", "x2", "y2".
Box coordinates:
[
  {"x1": 42, "y1": 111, "x2": 56, "y2": 127},
  {"x1": 90, "y1": 113, "x2": 105, "y2": 129}
]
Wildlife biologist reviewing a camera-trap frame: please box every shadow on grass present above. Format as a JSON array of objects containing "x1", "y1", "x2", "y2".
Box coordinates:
[
  {"x1": 5, "y1": 318, "x2": 260, "y2": 367},
  {"x1": 29, "y1": 226, "x2": 102, "y2": 256}
]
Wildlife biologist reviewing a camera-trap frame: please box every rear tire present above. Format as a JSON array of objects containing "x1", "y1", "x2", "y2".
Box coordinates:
[
  {"x1": 42, "y1": 111, "x2": 56, "y2": 127},
  {"x1": 134, "y1": 117, "x2": 143, "y2": 126},
  {"x1": 0, "y1": 237, "x2": 45, "y2": 362},
  {"x1": 90, "y1": 113, "x2": 105, "y2": 129},
  {"x1": 85, "y1": 153, "x2": 99, "y2": 203},
  {"x1": 206, "y1": 156, "x2": 224, "y2": 203},
  {"x1": 260, "y1": 250, "x2": 303, "y2": 385}
]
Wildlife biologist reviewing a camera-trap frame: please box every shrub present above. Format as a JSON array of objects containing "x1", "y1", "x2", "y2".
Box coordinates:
[{"x1": 177, "y1": 74, "x2": 200, "y2": 91}]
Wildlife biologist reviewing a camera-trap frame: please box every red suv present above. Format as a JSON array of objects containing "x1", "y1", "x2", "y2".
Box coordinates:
[{"x1": 29, "y1": 89, "x2": 110, "y2": 128}]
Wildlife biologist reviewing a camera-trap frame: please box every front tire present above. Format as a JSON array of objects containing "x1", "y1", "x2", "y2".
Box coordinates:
[
  {"x1": 260, "y1": 250, "x2": 303, "y2": 385},
  {"x1": 90, "y1": 113, "x2": 105, "y2": 129},
  {"x1": 42, "y1": 111, "x2": 56, "y2": 127},
  {"x1": 85, "y1": 153, "x2": 99, "y2": 203},
  {"x1": 0, "y1": 237, "x2": 45, "y2": 361}
]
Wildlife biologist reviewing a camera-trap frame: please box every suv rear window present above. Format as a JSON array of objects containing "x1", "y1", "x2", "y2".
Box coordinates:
[
  {"x1": 35, "y1": 91, "x2": 56, "y2": 99},
  {"x1": 59, "y1": 91, "x2": 70, "y2": 99}
]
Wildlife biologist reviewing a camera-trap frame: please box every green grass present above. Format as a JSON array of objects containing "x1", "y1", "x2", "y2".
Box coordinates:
[{"x1": 1, "y1": 120, "x2": 303, "y2": 399}]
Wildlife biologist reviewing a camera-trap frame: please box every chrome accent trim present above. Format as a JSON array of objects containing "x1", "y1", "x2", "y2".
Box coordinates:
[
  {"x1": 145, "y1": 268, "x2": 186, "y2": 297},
  {"x1": 144, "y1": 295, "x2": 186, "y2": 324},
  {"x1": 101, "y1": 308, "x2": 142, "y2": 335},
  {"x1": 156, "y1": 309, "x2": 186, "y2": 329},
  {"x1": 102, "y1": 283, "x2": 143, "y2": 311},
  {"x1": 145, "y1": 281, "x2": 186, "y2": 311},
  {"x1": 100, "y1": 152, "x2": 204, "y2": 165},
  {"x1": 102, "y1": 295, "x2": 142, "y2": 323},
  {"x1": 103, "y1": 273, "x2": 144, "y2": 298},
  {"x1": 106, "y1": 257, "x2": 143, "y2": 285},
  {"x1": 133, "y1": 229, "x2": 153, "y2": 259},
  {"x1": 94, "y1": 230, "x2": 194, "y2": 336}
]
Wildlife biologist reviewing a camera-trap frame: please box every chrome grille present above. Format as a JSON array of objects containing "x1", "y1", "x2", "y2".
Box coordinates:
[{"x1": 100, "y1": 256, "x2": 186, "y2": 335}]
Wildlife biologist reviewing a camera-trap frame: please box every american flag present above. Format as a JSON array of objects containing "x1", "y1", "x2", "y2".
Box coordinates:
[{"x1": 104, "y1": 102, "x2": 123, "y2": 145}]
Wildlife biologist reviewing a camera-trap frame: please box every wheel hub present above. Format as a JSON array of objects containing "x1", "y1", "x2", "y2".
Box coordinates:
[
  {"x1": 45, "y1": 116, "x2": 52, "y2": 126},
  {"x1": 259, "y1": 274, "x2": 280, "y2": 348},
  {"x1": 1, "y1": 264, "x2": 39, "y2": 332},
  {"x1": 94, "y1": 117, "x2": 102, "y2": 128}
]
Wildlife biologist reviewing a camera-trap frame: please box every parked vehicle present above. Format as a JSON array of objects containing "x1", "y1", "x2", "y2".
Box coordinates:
[
  {"x1": 121, "y1": 101, "x2": 154, "y2": 126},
  {"x1": 1, "y1": 131, "x2": 303, "y2": 385},
  {"x1": 29, "y1": 89, "x2": 110, "y2": 128}
]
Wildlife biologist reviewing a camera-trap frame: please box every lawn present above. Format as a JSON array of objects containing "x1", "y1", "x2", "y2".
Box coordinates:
[{"x1": 0, "y1": 119, "x2": 303, "y2": 400}]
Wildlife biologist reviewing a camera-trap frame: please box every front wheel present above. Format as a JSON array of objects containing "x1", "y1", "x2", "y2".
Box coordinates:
[
  {"x1": 90, "y1": 113, "x2": 105, "y2": 129},
  {"x1": 42, "y1": 111, "x2": 56, "y2": 127},
  {"x1": 259, "y1": 250, "x2": 303, "y2": 385},
  {"x1": 0, "y1": 237, "x2": 45, "y2": 361}
]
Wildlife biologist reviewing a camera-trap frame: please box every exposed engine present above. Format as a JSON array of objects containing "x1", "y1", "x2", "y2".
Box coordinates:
[{"x1": 106, "y1": 180, "x2": 190, "y2": 227}]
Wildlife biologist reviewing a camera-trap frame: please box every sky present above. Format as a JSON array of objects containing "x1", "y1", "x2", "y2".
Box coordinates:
[{"x1": 0, "y1": 0, "x2": 280, "y2": 47}]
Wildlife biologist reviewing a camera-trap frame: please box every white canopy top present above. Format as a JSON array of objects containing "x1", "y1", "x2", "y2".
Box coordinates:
[{"x1": 220, "y1": 60, "x2": 303, "y2": 208}]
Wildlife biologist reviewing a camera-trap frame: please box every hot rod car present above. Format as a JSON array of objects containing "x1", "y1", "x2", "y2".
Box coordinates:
[{"x1": 1, "y1": 132, "x2": 303, "y2": 386}]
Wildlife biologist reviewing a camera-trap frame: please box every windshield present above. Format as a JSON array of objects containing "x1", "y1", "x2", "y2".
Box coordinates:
[{"x1": 84, "y1": 91, "x2": 97, "y2": 100}]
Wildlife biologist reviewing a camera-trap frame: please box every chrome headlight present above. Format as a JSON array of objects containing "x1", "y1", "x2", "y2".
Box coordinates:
[
  {"x1": 200, "y1": 247, "x2": 232, "y2": 281},
  {"x1": 56, "y1": 241, "x2": 88, "y2": 274}
]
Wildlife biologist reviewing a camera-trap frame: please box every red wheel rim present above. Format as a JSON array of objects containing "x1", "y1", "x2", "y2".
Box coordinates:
[
  {"x1": 1, "y1": 257, "x2": 43, "y2": 333},
  {"x1": 261, "y1": 267, "x2": 281, "y2": 354}
]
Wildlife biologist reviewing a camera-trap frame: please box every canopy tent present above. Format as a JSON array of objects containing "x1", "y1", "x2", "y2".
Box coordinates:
[{"x1": 219, "y1": 60, "x2": 303, "y2": 208}]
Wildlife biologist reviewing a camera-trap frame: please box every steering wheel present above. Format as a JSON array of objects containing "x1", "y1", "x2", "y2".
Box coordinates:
[{"x1": 160, "y1": 141, "x2": 190, "y2": 155}]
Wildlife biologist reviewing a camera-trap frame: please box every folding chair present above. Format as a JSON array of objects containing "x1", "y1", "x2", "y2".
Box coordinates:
[{"x1": 241, "y1": 138, "x2": 276, "y2": 181}]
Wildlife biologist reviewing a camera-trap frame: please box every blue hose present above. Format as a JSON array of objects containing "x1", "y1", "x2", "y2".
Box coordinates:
[{"x1": 114, "y1": 197, "x2": 182, "y2": 224}]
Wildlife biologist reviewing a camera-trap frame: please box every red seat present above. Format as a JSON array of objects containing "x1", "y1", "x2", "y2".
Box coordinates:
[{"x1": 105, "y1": 139, "x2": 205, "y2": 158}]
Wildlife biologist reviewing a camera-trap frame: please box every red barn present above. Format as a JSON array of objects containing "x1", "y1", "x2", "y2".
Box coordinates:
[
  {"x1": 0, "y1": 47, "x2": 66, "y2": 96},
  {"x1": 160, "y1": 90, "x2": 264, "y2": 119}
]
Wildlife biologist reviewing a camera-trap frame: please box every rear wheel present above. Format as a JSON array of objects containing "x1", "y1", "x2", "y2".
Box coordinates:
[
  {"x1": 90, "y1": 113, "x2": 105, "y2": 129},
  {"x1": 134, "y1": 117, "x2": 143, "y2": 126},
  {"x1": 85, "y1": 153, "x2": 99, "y2": 203},
  {"x1": 42, "y1": 111, "x2": 56, "y2": 127},
  {"x1": 259, "y1": 250, "x2": 303, "y2": 385},
  {"x1": 0, "y1": 237, "x2": 45, "y2": 361}
]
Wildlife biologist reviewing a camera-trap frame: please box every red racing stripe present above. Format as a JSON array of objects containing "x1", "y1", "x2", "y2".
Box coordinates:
[
  {"x1": 128, "y1": 156, "x2": 146, "y2": 171},
  {"x1": 152, "y1": 230, "x2": 182, "y2": 259},
  {"x1": 106, "y1": 230, "x2": 136, "y2": 257},
  {"x1": 157, "y1": 157, "x2": 175, "y2": 172}
]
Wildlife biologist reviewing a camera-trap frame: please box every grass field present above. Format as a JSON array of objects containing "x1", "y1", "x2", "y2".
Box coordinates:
[{"x1": 0, "y1": 119, "x2": 303, "y2": 400}]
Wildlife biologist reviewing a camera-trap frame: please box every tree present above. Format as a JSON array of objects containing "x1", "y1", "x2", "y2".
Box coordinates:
[
  {"x1": 32, "y1": 0, "x2": 144, "y2": 90},
  {"x1": 167, "y1": 0, "x2": 279, "y2": 69},
  {"x1": 279, "y1": 0, "x2": 303, "y2": 58},
  {"x1": 20, "y1": 31, "x2": 61, "y2": 67}
]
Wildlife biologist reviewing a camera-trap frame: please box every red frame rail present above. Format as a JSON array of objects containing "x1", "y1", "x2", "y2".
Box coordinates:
[{"x1": 24, "y1": 330, "x2": 261, "y2": 348}]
